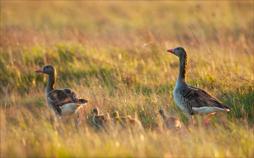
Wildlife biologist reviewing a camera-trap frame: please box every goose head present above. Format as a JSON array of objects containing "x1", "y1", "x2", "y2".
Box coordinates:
[
  {"x1": 92, "y1": 107, "x2": 99, "y2": 115},
  {"x1": 167, "y1": 47, "x2": 186, "y2": 58},
  {"x1": 112, "y1": 111, "x2": 120, "y2": 118},
  {"x1": 35, "y1": 65, "x2": 55, "y2": 75},
  {"x1": 158, "y1": 109, "x2": 165, "y2": 116}
]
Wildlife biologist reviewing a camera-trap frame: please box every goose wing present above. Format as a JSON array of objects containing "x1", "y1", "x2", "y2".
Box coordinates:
[
  {"x1": 181, "y1": 86, "x2": 230, "y2": 110},
  {"x1": 63, "y1": 88, "x2": 78, "y2": 101},
  {"x1": 48, "y1": 88, "x2": 87, "y2": 106},
  {"x1": 93, "y1": 115, "x2": 107, "y2": 129},
  {"x1": 47, "y1": 89, "x2": 74, "y2": 107},
  {"x1": 63, "y1": 88, "x2": 88, "y2": 104}
]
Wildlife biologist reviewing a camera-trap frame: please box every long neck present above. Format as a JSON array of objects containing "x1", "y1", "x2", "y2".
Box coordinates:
[
  {"x1": 178, "y1": 54, "x2": 187, "y2": 82},
  {"x1": 46, "y1": 72, "x2": 55, "y2": 93}
]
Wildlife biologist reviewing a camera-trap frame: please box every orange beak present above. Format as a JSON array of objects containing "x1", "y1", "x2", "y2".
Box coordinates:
[
  {"x1": 167, "y1": 49, "x2": 174, "y2": 54},
  {"x1": 35, "y1": 69, "x2": 43, "y2": 73}
]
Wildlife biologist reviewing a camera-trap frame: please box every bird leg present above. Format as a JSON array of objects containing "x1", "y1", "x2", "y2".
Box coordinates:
[
  {"x1": 191, "y1": 115, "x2": 196, "y2": 125},
  {"x1": 186, "y1": 114, "x2": 196, "y2": 128},
  {"x1": 203, "y1": 112, "x2": 216, "y2": 126}
]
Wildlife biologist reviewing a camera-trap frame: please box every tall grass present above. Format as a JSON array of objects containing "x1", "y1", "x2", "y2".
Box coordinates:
[{"x1": 1, "y1": 1, "x2": 254, "y2": 157}]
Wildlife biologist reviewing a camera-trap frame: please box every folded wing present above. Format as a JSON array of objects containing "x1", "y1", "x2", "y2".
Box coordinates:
[
  {"x1": 181, "y1": 86, "x2": 230, "y2": 111},
  {"x1": 48, "y1": 88, "x2": 87, "y2": 107}
]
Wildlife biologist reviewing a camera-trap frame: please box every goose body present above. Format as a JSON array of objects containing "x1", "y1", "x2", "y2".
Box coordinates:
[
  {"x1": 91, "y1": 107, "x2": 108, "y2": 130},
  {"x1": 36, "y1": 65, "x2": 88, "y2": 116},
  {"x1": 167, "y1": 47, "x2": 230, "y2": 118},
  {"x1": 47, "y1": 88, "x2": 87, "y2": 115},
  {"x1": 174, "y1": 85, "x2": 229, "y2": 115}
]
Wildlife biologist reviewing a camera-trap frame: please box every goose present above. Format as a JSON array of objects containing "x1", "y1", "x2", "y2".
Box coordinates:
[
  {"x1": 123, "y1": 115, "x2": 143, "y2": 128},
  {"x1": 91, "y1": 107, "x2": 108, "y2": 130},
  {"x1": 167, "y1": 47, "x2": 230, "y2": 120},
  {"x1": 112, "y1": 111, "x2": 125, "y2": 127},
  {"x1": 112, "y1": 111, "x2": 142, "y2": 128},
  {"x1": 35, "y1": 65, "x2": 88, "y2": 116},
  {"x1": 158, "y1": 109, "x2": 182, "y2": 129}
]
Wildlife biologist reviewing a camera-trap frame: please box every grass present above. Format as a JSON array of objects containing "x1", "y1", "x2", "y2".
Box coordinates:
[{"x1": 0, "y1": 1, "x2": 254, "y2": 157}]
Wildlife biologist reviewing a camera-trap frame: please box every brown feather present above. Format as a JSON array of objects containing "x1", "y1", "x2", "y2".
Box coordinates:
[
  {"x1": 181, "y1": 86, "x2": 230, "y2": 110},
  {"x1": 48, "y1": 89, "x2": 86, "y2": 107}
]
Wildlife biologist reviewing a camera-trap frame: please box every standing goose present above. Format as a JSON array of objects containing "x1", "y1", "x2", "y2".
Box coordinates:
[
  {"x1": 36, "y1": 65, "x2": 88, "y2": 116},
  {"x1": 167, "y1": 47, "x2": 230, "y2": 119},
  {"x1": 158, "y1": 109, "x2": 182, "y2": 129}
]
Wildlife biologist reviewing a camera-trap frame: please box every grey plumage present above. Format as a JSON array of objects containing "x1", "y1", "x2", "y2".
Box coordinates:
[
  {"x1": 36, "y1": 65, "x2": 88, "y2": 116},
  {"x1": 167, "y1": 47, "x2": 230, "y2": 117}
]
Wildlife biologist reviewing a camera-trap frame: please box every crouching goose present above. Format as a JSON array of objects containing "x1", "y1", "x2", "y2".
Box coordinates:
[
  {"x1": 167, "y1": 47, "x2": 230, "y2": 120},
  {"x1": 123, "y1": 115, "x2": 143, "y2": 128},
  {"x1": 91, "y1": 107, "x2": 109, "y2": 130},
  {"x1": 36, "y1": 65, "x2": 88, "y2": 116},
  {"x1": 112, "y1": 111, "x2": 143, "y2": 129},
  {"x1": 158, "y1": 109, "x2": 182, "y2": 129},
  {"x1": 112, "y1": 111, "x2": 125, "y2": 127}
]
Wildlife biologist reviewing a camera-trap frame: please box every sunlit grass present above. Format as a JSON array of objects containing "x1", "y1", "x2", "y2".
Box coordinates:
[{"x1": 1, "y1": 1, "x2": 254, "y2": 157}]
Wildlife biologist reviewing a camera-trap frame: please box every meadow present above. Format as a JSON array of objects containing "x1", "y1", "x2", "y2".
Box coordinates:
[{"x1": 0, "y1": 1, "x2": 254, "y2": 157}]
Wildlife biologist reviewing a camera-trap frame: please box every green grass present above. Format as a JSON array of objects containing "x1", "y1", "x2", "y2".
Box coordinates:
[{"x1": 1, "y1": 1, "x2": 254, "y2": 157}]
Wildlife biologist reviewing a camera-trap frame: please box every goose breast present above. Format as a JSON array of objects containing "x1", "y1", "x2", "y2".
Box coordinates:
[{"x1": 173, "y1": 88, "x2": 192, "y2": 115}]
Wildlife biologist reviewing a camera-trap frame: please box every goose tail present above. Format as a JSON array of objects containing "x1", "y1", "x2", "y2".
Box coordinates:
[{"x1": 223, "y1": 105, "x2": 230, "y2": 112}]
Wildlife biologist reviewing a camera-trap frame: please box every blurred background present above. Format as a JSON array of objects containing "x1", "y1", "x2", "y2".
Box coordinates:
[{"x1": 1, "y1": 1, "x2": 253, "y2": 45}]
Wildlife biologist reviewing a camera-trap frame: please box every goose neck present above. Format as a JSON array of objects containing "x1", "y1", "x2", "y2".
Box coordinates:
[
  {"x1": 178, "y1": 54, "x2": 187, "y2": 81},
  {"x1": 46, "y1": 72, "x2": 55, "y2": 93}
]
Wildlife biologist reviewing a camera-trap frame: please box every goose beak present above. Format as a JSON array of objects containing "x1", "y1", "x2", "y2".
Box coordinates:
[
  {"x1": 35, "y1": 69, "x2": 43, "y2": 73},
  {"x1": 79, "y1": 99, "x2": 88, "y2": 104},
  {"x1": 167, "y1": 49, "x2": 174, "y2": 54}
]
